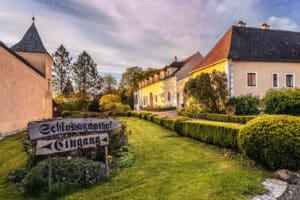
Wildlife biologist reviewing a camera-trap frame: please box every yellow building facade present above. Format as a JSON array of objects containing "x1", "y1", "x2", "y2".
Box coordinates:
[{"x1": 134, "y1": 52, "x2": 203, "y2": 110}]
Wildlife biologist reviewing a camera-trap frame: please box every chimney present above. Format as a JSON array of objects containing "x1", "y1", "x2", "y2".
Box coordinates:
[
  {"x1": 174, "y1": 56, "x2": 178, "y2": 62},
  {"x1": 236, "y1": 21, "x2": 246, "y2": 27},
  {"x1": 260, "y1": 23, "x2": 270, "y2": 29}
]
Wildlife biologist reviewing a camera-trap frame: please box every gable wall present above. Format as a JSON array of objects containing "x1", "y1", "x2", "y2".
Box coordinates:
[{"x1": 0, "y1": 47, "x2": 52, "y2": 135}]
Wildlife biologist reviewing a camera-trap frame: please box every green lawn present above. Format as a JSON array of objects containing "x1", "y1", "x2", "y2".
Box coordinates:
[{"x1": 0, "y1": 117, "x2": 269, "y2": 200}]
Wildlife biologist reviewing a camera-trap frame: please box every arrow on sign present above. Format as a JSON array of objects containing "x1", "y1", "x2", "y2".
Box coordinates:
[
  {"x1": 36, "y1": 133, "x2": 109, "y2": 155},
  {"x1": 100, "y1": 135, "x2": 109, "y2": 145},
  {"x1": 41, "y1": 142, "x2": 53, "y2": 150}
]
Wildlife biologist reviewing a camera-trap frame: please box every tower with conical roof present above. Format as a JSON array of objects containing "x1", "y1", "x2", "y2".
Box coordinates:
[
  {"x1": 11, "y1": 16, "x2": 52, "y2": 76},
  {"x1": 0, "y1": 16, "x2": 53, "y2": 136}
]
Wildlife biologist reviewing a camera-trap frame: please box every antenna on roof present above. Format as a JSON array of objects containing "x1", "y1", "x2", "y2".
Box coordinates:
[{"x1": 32, "y1": 12, "x2": 35, "y2": 23}]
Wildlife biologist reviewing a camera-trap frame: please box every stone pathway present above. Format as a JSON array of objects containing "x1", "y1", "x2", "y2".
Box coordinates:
[{"x1": 253, "y1": 172, "x2": 300, "y2": 200}]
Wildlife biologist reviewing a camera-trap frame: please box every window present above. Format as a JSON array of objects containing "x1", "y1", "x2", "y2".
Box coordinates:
[
  {"x1": 247, "y1": 73, "x2": 256, "y2": 86},
  {"x1": 286, "y1": 74, "x2": 294, "y2": 87},
  {"x1": 167, "y1": 92, "x2": 171, "y2": 101},
  {"x1": 160, "y1": 72, "x2": 164, "y2": 79},
  {"x1": 47, "y1": 79, "x2": 51, "y2": 91},
  {"x1": 167, "y1": 70, "x2": 171, "y2": 76},
  {"x1": 134, "y1": 94, "x2": 138, "y2": 104},
  {"x1": 273, "y1": 74, "x2": 278, "y2": 88},
  {"x1": 155, "y1": 95, "x2": 158, "y2": 103}
]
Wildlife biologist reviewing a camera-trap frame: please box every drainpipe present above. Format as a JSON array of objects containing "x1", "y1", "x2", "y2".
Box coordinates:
[{"x1": 227, "y1": 59, "x2": 232, "y2": 98}]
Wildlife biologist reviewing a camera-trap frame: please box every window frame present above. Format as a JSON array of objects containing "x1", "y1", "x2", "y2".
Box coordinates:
[
  {"x1": 272, "y1": 73, "x2": 279, "y2": 88},
  {"x1": 285, "y1": 73, "x2": 295, "y2": 88},
  {"x1": 246, "y1": 72, "x2": 257, "y2": 87}
]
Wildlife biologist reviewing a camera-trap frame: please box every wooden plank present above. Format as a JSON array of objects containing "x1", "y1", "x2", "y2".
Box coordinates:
[
  {"x1": 36, "y1": 133, "x2": 109, "y2": 155},
  {"x1": 28, "y1": 118, "x2": 121, "y2": 140}
]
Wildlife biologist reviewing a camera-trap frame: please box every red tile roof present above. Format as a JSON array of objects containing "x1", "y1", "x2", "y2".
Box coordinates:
[{"x1": 193, "y1": 28, "x2": 232, "y2": 72}]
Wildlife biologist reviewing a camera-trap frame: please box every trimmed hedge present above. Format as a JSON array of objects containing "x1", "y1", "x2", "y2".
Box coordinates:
[
  {"x1": 125, "y1": 112, "x2": 241, "y2": 150},
  {"x1": 145, "y1": 106, "x2": 177, "y2": 112},
  {"x1": 178, "y1": 110, "x2": 255, "y2": 124},
  {"x1": 238, "y1": 115, "x2": 300, "y2": 170},
  {"x1": 177, "y1": 121, "x2": 241, "y2": 149}
]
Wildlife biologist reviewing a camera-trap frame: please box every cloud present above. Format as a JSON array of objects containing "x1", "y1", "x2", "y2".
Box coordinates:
[
  {"x1": 0, "y1": 0, "x2": 300, "y2": 79},
  {"x1": 267, "y1": 16, "x2": 299, "y2": 31}
]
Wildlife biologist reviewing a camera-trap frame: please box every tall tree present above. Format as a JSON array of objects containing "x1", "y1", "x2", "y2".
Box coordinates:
[
  {"x1": 185, "y1": 70, "x2": 228, "y2": 113},
  {"x1": 73, "y1": 51, "x2": 99, "y2": 97},
  {"x1": 118, "y1": 66, "x2": 143, "y2": 107},
  {"x1": 102, "y1": 73, "x2": 117, "y2": 94},
  {"x1": 62, "y1": 79, "x2": 74, "y2": 97},
  {"x1": 52, "y1": 44, "x2": 72, "y2": 95}
]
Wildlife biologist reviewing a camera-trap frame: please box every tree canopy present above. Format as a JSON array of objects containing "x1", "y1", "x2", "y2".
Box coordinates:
[
  {"x1": 52, "y1": 44, "x2": 72, "y2": 95},
  {"x1": 73, "y1": 51, "x2": 99, "y2": 97},
  {"x1": 102, "y1": 73, "x2": 118, "y2": 95},
  {"x1": 185, "y1": 70, "x2": 228, "y2": 113}
]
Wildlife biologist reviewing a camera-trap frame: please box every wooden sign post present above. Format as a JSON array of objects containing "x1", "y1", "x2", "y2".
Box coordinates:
[{"x1": 27, "y1": 118, "x2": 120, "y2": 190}]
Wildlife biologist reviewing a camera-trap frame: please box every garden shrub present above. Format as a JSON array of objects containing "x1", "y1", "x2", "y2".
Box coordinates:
[
  {"x1": 21, "y1": 157, "x2": 106, "y2": 196},
  {"x1": 7, "y1": 167, "x2": 28, "y2": 183},
  {"x1": 145, "y1": 113, "x2": 154, "y2": 121},
  {"x1": 238, "y1": 115, "x2": 300, "y2": 170},
  {"x1": 60, "y1": 110, "x2": 72, "y2": 117},
  {"x1": 130, "y1": 112, "x2": 239, "y2": 150},
  {"x1": 145, "y1": 106, "x2": 176, "y2": 112},
  {"x1": 262, "y1": 89, "x2": 300, "y2": 115},
  {"x1": 173, "y1": 117, "x2": 190, "y2": 134},
  {"x1": 115, "y1": 146, "x2": 134, "y2": 168},
  {"x1": 160, "y1": 117, "x2": 175, "y2": 130},
  {"x1": 152, "y1": 115, "x2": 164, "y2": 125},
  {"x1": 178, "y1": 121, "x2": 241, "y2": 149},
  {"x1": 108, "y1": 124, "x2": 128, "y2": 152},
  {"x1": 99, "y1": 94, "x2": 131, "y2": 113},
  {"x1": 227, "y1": 94, "x2": 260, "y2": 115},
  {"x1": 178, "y1": 109, "x2": 255, "y2": 124},
  {"x1": 115, "y1": 111, "x2": 132, "y2": 117}
]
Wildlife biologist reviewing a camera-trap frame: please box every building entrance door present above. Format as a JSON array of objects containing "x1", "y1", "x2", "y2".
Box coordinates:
[{"x1": 149, "y1": 92, "x2": 153, "y2": 106}]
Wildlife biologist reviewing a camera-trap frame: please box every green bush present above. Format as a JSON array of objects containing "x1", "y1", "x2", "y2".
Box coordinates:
[
  {"x1": 178, "y1": 121, "x2": 241, "y2": 149},
  {"x1": 228, "y1": 94, "x2": 260, "y2": 115},
  {"x1": 21, "y1": 157, "x2": 106, "y2": 196},
  {"x1": 262, "y1": 89, "x2": 300, "y2": 115},
  {"x1": 145, "y1": 113, "x2": 154, "y2": 121},
  {"x1": 152, "y1": 115, "x2": 164, "y2": 125},
  {"x1": 99, "y1": 94, "x2": 131, "y2": 113},
  {"x1": 115, "y1": 146, "x2": 134, "y2": 168},
  {"x1": 145, "y1": 106, "x2": 176, "y2": 112},
  {"x1": 238, "y1": 115, "x2": 300, "y2": 170},
  {"x1": 178, "y1": 109, "x2": 255, "y2": 124},
  {"x1": 7, "y1": 167, "x2": 28, "y2": 183},
  {"x1": 115, "y1": 111, "x2": 132, "y2": 117},
  {"x1": 60, "y1": 110, "x2": 72, "y2": 117},
  {"x1": 131, "y1": 112, "x2": 140, "y2": 118},
  {"x1": 161, "y1": 117, "x2": 175, "y2": 130}
]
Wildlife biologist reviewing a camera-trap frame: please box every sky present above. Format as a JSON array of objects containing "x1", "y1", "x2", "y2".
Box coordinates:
[{"x1": 1, "y1": 0, "x2": 300, "y2": 80}]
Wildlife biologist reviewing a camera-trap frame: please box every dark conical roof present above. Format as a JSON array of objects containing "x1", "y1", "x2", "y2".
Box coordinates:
[{"x1": 11, "y1": 22, "x2": 48, "y2": 54}]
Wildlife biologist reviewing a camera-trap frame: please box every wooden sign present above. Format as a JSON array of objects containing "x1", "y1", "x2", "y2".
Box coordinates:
[
  {"x1": 28, "y1": 118, "x2": 121, "y2": 140},
  {"x1": 36, "y1": 133, "x2": 109, "y2": 155}
]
